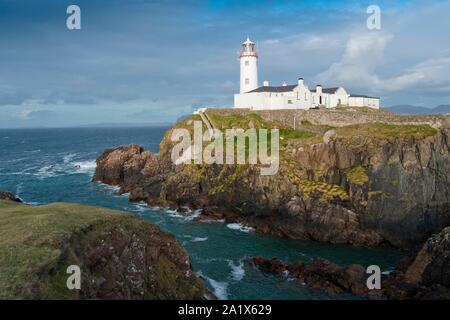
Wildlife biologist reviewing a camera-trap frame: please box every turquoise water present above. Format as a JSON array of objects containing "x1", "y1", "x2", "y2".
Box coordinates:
[{"x1": 0, "y1": 127, "x2": 403, "y2": 299}]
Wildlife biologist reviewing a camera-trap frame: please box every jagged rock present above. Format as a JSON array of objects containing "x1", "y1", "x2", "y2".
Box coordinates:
[
  {"x1": 94, "y1": 112, "x2": 450, "y2": 248},
  {"x1": 250, "y1": 227, "x2": 450, "y2": 299},
  {"x1": 323, "y1": 129, "x2": 337, "y2": 143},
  {"x1": 251, "y1": 256, "x2": 381, "y2": 297},
  {"x1": 0, "y1": 191, "x2": 22, "y2": 202},
  {"x1": 404, "y1": 226, "x2": 450, "y2": 287},
  {"x1": 0, "y1": 201, "x2": 210, "y2": 300}
]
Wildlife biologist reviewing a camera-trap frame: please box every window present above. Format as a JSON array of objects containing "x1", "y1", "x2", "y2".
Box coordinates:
[
  {"x1": 245, "y1": 60, "x2": 249, "y2": 66},
  {"x1": 288, "y1": 100, "x2": 293, "y2": 104},
  {"x1": 245, "y1": 78, "x2": 249, "y2": 85}
]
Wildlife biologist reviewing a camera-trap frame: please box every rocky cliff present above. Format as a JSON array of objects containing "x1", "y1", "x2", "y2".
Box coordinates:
[
  {"x1": 0, "y1": 199, "x2": 209, "y2": 300},
  {"x1": 251, "y1": 227, "x2": 450, "y2": 299},
  {"x1": 93, "y1": 109, "x2": 450, "y2": 248}
]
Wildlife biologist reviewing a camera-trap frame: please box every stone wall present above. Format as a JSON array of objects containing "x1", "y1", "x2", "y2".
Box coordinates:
[{"x1": 206, "y1": 108, "x2": 450, "y2": 129}]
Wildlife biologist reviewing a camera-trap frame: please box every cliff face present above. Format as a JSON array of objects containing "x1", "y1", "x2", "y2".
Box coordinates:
[
  {"x1": 93, "y1": 110, "x2": 450, "y2": 248},
  {"x1": 0, "y1": 200, "x2": 208, "y2": 300}
]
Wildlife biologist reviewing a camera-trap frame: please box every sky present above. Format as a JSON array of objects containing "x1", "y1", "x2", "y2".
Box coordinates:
[{"x1": 0, "y1": 0, "x2": 450, "y2": 128}]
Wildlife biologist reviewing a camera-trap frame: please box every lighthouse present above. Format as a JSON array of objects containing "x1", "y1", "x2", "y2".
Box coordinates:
[{"x1": 239, "y1": 37, "x2": 258, "y2": 93}]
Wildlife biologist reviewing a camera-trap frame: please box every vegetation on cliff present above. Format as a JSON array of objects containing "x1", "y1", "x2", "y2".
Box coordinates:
[
  {"x1": 94, "y1": 109, "x2": 450, "y2": 248},
  {"x1": 0, "y1": 200, "x2": 208, "y2": 300},
  {"x1": 346, "y1": 166, "x2": 369, "y2": 186}
]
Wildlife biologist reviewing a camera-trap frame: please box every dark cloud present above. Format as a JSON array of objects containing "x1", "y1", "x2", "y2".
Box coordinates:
[{"x1": 0, "y1": 0, "x2": 449, "y2": 127}]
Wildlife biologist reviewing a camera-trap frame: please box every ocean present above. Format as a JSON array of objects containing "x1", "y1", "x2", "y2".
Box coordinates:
[{"x1": 0, "y1": 127, "x2": 403, "y2": 300}]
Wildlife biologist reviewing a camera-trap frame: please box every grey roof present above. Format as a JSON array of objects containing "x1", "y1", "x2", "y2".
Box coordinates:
[
  {"x1": 350, "y1": 94, "x2": 380, "y2": 99},
  {"x1": 247, "y1": 85, "x2": 297, "y2": 93},
  {"x1": 310, "y1": 87, "x2": 340, "y2": 94}
]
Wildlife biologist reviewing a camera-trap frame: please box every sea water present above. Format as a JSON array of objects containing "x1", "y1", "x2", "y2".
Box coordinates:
[{"x1": 0, "y1": 127, "x2": 403, "y2": 299}]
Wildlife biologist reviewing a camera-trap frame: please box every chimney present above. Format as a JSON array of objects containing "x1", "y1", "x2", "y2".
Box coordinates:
[
  {"x1": 316, "y1": 84, "x2": 322, "y2": 94},
  {"x1": 298, "y1": 77, "x2": 304, "y2": 86},
  {"x1": 263, "y1": 80, "x2": 269, "y2": 86}
]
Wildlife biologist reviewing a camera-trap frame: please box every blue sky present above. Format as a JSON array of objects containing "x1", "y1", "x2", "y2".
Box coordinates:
[{"x1": 0, "y1": 0, "x2": 449, "y2": 127}]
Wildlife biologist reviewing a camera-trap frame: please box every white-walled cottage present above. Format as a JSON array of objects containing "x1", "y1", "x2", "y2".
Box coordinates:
[{"x1": 234, "y1": 38, "x2": 380, "y2": 110}]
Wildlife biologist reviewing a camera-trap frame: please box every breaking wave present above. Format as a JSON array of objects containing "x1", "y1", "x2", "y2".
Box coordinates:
[
  {"x1": 197, "y1": 271, "x2": 228, "y2": 300},
  {"x1": 226, "y1": 223, "x2": 255, "y2": 233},
  {"x1": 167, "y1": 208, "x2": 202, "y2": 221},
  {"x1": 228, "y1": 260, "x2": 245, "y2": 282}
]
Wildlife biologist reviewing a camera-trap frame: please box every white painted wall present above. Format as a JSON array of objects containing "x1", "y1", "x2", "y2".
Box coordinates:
[
  {"x1": 235, "y1": 87, "x2": 380, "y2": 110},
  {"x1": 240, "y1": 55, "x2": 258, "y2": 93},
  {"x1": 348, "y1": 96, "x2": 380, "y2": 109},
  {"x1": 233, "y1": 39, "x2": 380, "y2": 110}
]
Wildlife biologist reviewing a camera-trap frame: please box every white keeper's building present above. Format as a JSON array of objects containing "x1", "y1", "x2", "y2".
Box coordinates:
[{"x1": 234, "y1": 37, "x2": 380, "y2": 110}]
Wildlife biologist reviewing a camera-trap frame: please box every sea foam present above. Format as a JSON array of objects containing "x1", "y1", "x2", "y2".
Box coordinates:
[
  {"x1": 228, "y1": 260, "x2": 245, "y2": 281},
  {"x1": 226, "y1": 223, "x2": 255, "y2": 233},
  {"x1": 198, "y1": 271, "x2": 228, "y2": 300}
]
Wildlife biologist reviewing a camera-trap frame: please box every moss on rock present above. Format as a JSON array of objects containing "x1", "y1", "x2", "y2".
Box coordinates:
[{"x1": 347, "y1": 166, "x2": 369, "y2": 185}]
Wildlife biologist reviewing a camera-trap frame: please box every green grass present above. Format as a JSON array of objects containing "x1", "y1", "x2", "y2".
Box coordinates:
[
  {"x1": 336, "y1": 122, "x2": 438, "y2": 141},
  {"x1": 0, "y1": 201, "x2": 206, "y2": 300},
  {"x1": 279, "y1": 128, "x2": 315, "y2": 140},
  {"x1": 346, "y1": 166, "x2": 369, "y2": 185},
  {"x1": 0, "y1": 201, "x2": 129, "y2": 299}
]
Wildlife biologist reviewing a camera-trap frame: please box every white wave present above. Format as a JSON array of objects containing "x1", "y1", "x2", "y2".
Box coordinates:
[
  {"x1": 24, "y1": 149, "x2": 41, "y2": 154},
  {"x1": 72, "y1": 160, "x2": 96, "y2": 173},
  {"x1": 24, "y1": 201, "x2": 42, "y2": 206},
  {"x1": 188, "y1": 209, "x2": 202, "y2": 220},
  {"x1": 63, "y1": 153, "x2": 77, "y2": 163},
  {"x1": 197, "y1": 271, "x2": 228, "y2": 300},
  {"x1": 167, "y1": 208, "x2": 203, "y2": 221},
  {"x1": 36, "y1": 165, "x2": 57, "y2": 179},
  {"x1": 191, "y1": 237, "x2": 208, "y2": 242},
  {"x1": 96, "y1": 182, "x2": 121, "y2": 192},
  {"x1": 0, "y1": 166, "x2": 39, "y2": 176},
  {"x1": 226, "y1": 223, "x2": 254, "y2": 233},
  {"x1": 131, "y1": 202, "x2": 150, "y2": 213},
  {"x1": 228, "y1": 260, "x2": 245, "y2": 281},
  {"x1": 31, "y1": 156, "x2": 97, "y2": 180},
  {"x1": 15, "y1": 183, "x2": 23, "y2": 196}
]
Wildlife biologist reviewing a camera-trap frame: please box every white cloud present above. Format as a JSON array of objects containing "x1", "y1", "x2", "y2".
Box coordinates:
[
  {"x1": 316, "y1": 32, "x2": 450, "y2": 96},
  {"x1": 315, "y1": 33, "x2": 393, "y2": 90}
]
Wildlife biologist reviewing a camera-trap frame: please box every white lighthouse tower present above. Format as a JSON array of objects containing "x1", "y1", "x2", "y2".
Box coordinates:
[{"x1": 239, "y1": 37, "x2": 258, "y2": 93}]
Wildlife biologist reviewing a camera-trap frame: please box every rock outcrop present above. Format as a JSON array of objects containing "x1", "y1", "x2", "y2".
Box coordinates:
[
  {"x1": 251, "y1": 227, "x2": 450, "y2": 299},
  {"x1": 251, "y1": 256, "x2": 382, "y2": 298},
  {"x1": 0, "y1": 191, "x2": 22, "y2": 202},
  {"x1": 0, "y1": 200, "x2": 209, "y2": 300},
  {"x1": 93, "y1": 110, "x2": 450, "y2": 248}
]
